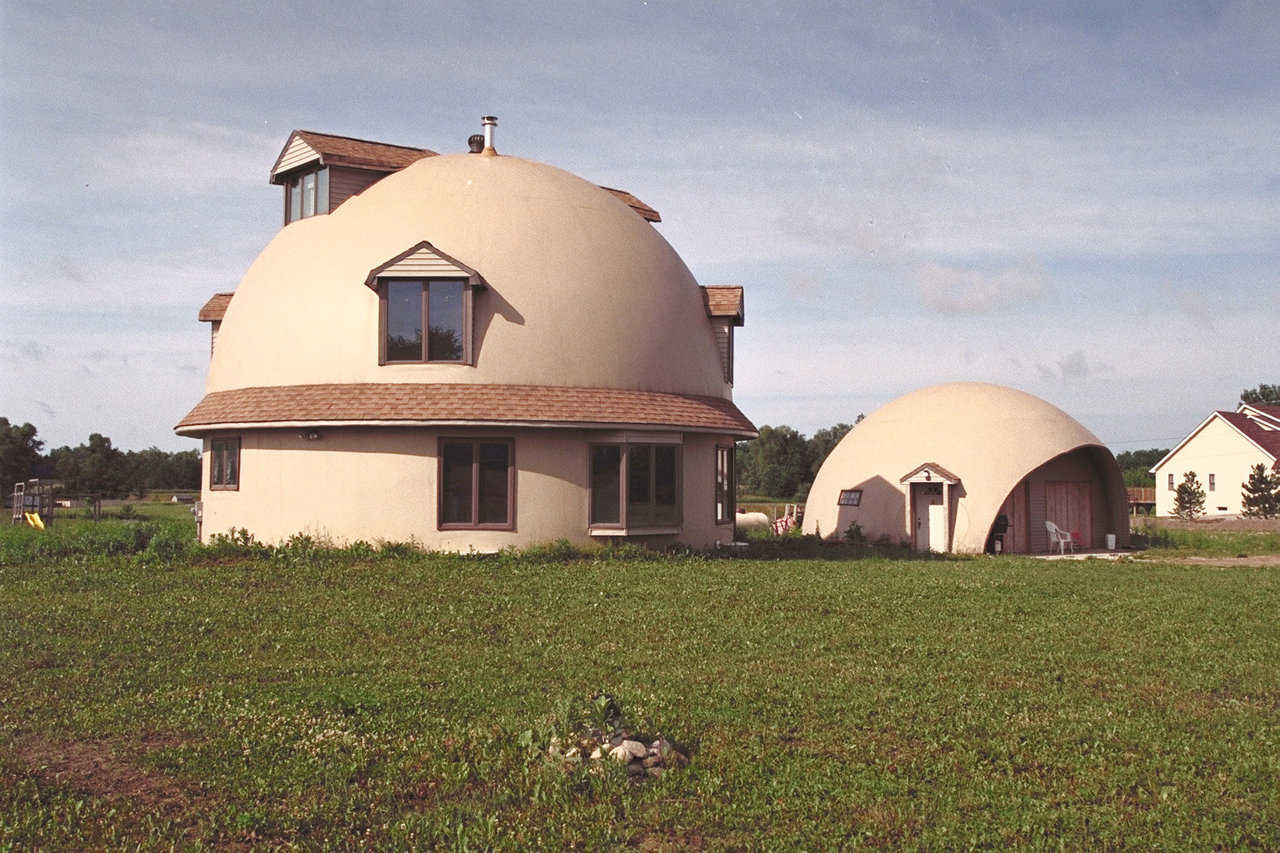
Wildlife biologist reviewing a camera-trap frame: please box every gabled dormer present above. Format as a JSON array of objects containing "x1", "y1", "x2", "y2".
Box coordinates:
[
  {"x1": 269, "y1": 130, "x2": 437, "y2": 225},
  {"x1": 700, "y1": 285, "x2": 744, "y2": 384}
]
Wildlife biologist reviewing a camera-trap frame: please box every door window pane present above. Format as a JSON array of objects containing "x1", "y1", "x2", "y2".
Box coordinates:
[
  {"x1": 477, "y1": 442, "x2": 510, "y2": 524},
  {"x1": 591, "y1": 446, "x2": 621, "y2": 524},
  {"x1": 427, "y1": 280, "x2": 465, "y2": 361},
  {"x1": 301, "y1": 172, "x2": 316, "y2": 217},
  {"x1": 385, "y1": 281, "x2": 423, "y2": 361},
  {"x1": 316, "y1": 167, "x2": 329, "y2": 214},
  {"x1": 289, "y1": 181, "x2": 302, "y2": 222},
  {"x1": 441, "y1": 442, "x2": 474, "y2": 524}
]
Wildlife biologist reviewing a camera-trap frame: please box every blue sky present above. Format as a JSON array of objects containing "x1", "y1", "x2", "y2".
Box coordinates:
[{"x1": 1, "y1": 0, "x2": 1276, "y2": 453}]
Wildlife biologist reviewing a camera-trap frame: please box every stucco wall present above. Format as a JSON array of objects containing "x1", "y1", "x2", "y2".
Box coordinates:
[
  {"x1": 207, "y1": 154, "x2": 729, "y2": 401},
  {"x1": 1153, "y1": 417, "x2": 1270, "y2": 516},
  {"x1": 200, "y1": 428, "x2": 735, "y2": 550}
]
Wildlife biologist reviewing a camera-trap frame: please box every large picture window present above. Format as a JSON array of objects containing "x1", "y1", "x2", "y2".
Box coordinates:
[
  {"x1": 381, "y1": 278, "x2": 467, "y2": 363},
  {"x1": 590, "y1": 443, "x2": 680, "y2": 530},
  {"x1": 286, "y1": 168, "x2": 329, "y2": 223},
  {"x1": 715, "y1": 444, "x2": 735, "y2": 525},
  {"x1": 439, "y1": 438, "x2": 514, "y2": 529},
  {"x1": 210, "y1": 437, "x2": 240, "y2": 490}
]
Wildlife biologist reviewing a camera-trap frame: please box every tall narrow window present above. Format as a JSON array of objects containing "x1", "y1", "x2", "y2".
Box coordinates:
[
  {"x1": 715, "y1": 445, "x2": 735, "y2": 524},
  {"x1": 1168, "y1": 473, "x2": 1174, "y2": 491},
  {"x1": 1208, "y1": 473, "x2": 1215, "y2": 491},
  {"x1": 381, "y1": 279, "x2": 469, "y2": 364},
  {"x1": 210, "y1": 437, "x2": 240, "y2": 490},
  {"x1": 589, "y1": 443, "x2": 681, "y2": 530},
  {"x1": 285, "y1": 168, "x2": 329, "y2": 224},
  {"x1": 439, "y1": 438, "x2": 514, "y2": 529}
]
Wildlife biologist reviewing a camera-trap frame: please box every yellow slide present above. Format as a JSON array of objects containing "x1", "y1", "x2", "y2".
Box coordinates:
[{"x1": 24, "y1": 512, "x2": 44, "y2": 530}]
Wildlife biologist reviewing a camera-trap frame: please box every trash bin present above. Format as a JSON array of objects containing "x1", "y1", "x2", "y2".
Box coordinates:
[{"x1": 1105, "y1": 533, "x2": 1116, "y2": 551}]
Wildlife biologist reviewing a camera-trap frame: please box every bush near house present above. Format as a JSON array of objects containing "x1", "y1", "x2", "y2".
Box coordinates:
[
  {"x1": 1241, "y1": 463, "x2": 1280, "y2": 519},
  {"x1": 1, "y1": 537, "x2": 1277, "y2": 848},
  {"x1": 1173, "y1": 471, "x2": 1207, "y2": 519}
]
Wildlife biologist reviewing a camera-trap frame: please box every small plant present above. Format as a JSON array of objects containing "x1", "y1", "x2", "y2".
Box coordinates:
[
  {"x1": 1241, "y1": 463, "x2": 1280, "y2": 519},
  {"x1": 844, "y1": 520, "x2": 866, "y2": 545},
  {"x1": 1174, "y1": 471, "x2": 1206, "y2": 520}
]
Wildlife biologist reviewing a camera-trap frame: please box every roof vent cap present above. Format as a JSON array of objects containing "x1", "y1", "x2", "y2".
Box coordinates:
[
  {"x1": 481, "y1": 115, "x2": 497, "y2": 155},
  {"x1": 467, "y1": 134, "x2": 484, "y2": 153}
]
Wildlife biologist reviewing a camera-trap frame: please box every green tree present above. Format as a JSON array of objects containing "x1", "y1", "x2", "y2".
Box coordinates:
[
  {"x1": 1115, "y1": 448, "x2": 1169, "y2": 488},
  {"x1": 49, "y1": 434, "x2": 129, "y2": 498},
  {"x1": 739, "y1": 425, "x2": 814, "y2": 499},
  {"x1": 1240, "y1": 384, "x2": 1280, "y2": 406},
  {"x1": 807, "y1": 422, "x2": 855, "y2": 478},
  {"x1": 1240, "y1": 463, "x2": 1280, "y2": 519},
  {"x1": 1173, "y1": 471, "x2": 1206, "y2": 520},
  {"x1": 0, "y1": 418, "x2": 43, "y2": 493}
]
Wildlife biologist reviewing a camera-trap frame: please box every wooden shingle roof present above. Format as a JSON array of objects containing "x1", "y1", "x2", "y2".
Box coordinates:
[
  {"x1": 198, "y1": 292, "x2": 234, "y2": 322},
  {"x1": 270, "y1": 130, "x2": 437, "y2": 182},
  {"x1": 600, "y1": 187, "x2": 661, "y2": 222},
  {"x1": 700, "y1": 285, "x2": 744, "y2": 326},
  {"x1": 176, "y1": 383, "x2": 757, "y2": 437}
]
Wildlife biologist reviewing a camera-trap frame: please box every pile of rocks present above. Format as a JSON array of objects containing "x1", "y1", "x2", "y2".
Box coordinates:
[{"x1": 547, "y1": 729, "x2": 689, "y2": 780}]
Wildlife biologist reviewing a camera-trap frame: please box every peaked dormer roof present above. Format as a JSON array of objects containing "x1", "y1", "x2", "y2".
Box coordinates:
[
  {"x1": 198, "y1": 292, "x2": 234, "y2": 322},
  {"x1": 600, "y1": 186, "x2": 661, "y2": 222},
  {"x1": 700, "y1": 285, "x2": 744, "y2": 326},
  {"x1": 270, "y1": 130, "x2": 437, "y2": 183}
]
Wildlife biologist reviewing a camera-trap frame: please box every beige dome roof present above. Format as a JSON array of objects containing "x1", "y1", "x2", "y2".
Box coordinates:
[
  {"x1": 206, "y1": 153, "x2": 728, "y2": 398},
  {"x1": 803, "y1": 382, "x2": 1117, "y2": 551}
]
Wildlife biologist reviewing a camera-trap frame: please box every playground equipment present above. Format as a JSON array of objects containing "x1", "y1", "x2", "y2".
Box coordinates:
[{"x1": 10, "y1": 479, "x2": 57, "y2": 527}]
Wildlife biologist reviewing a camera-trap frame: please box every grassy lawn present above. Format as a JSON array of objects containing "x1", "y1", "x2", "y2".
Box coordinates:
[{"x1": 1, "y1": 535, "x2": 1277, "y2": 848}]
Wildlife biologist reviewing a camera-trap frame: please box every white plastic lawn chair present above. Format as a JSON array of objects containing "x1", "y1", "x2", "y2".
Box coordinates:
[{"x1": 1045, "y1": 520, "x2": 1075, "y2": 554}]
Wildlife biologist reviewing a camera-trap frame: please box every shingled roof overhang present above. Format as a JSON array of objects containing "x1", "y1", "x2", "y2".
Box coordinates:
[
  {"x1": 176, "y1": 383, "x2": 757, "y2": 438},
  {"x1": 198, "y1": 292, "x2": 234, "y2": 322},
  {"x1": 270, "y1": 130, "x2": 437, "y2": 183}
]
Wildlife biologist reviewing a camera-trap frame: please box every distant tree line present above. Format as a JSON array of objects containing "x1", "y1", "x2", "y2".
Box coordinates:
[
  {"x1": 1114, "y1": 449, "x2": 1169, "y2": 488},
  {"x1": 736, "y1": 417, "x2": 863, "y2": 500},
  {"x1": 0, "y1": 418, "x2": 199, "y2": 500}
]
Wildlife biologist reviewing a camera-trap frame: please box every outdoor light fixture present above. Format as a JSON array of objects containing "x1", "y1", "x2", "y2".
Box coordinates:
[{"x1": 300, "y1": 430, "x2": 321, "y2": 441}]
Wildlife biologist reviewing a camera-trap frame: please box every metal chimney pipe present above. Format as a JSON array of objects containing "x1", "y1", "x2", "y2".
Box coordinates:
[{"x1": 481, "y1": 116, "x2": 498, "y2": 153}]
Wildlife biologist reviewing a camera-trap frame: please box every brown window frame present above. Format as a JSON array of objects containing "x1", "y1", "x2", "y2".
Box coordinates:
[
  {"x1": 378, "y1": 277, "x2": 472, "y2": 365},
  {"x1": 714, "y1": 444, "x2": 735, "y2": 525},
  {"x1": 838, "y1": 488, "x2": 862, "y2": 506},
  {"x1": 1168, "y1": 473, "x2": 1174, "y2": 491},
  {"x1": 588, "y1": 442, "x2": 683, "y2": 531},
  {"x1": 209, "y1": 436, "x2": 240, "y2": 491},
  {"x1": 283, "y1": 167, "x2": 329, "y2": 224},
  {"x1": 437, "y1": 437, "x2": 516, "y2": 531}
]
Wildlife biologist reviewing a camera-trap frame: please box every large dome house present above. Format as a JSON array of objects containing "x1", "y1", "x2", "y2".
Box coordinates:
[{"x1": 177, "y1": 120, "x2": 755, "y2": 549}]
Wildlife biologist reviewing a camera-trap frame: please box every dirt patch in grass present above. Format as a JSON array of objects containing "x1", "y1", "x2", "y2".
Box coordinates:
[
  {"x1": 1139, "y1": 517, "x2": 1280, "y2": 532},
  {"x1": 14, "y1": 733, "x2": 191, "y2": 810},
  {"x1": 1171, "y1": 555, "x2": 1280, "y2": 568}
]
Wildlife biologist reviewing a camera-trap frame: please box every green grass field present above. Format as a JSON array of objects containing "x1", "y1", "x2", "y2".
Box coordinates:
[{"x1": 1, "y1": 528, "x2": 1277, "y2": 848}]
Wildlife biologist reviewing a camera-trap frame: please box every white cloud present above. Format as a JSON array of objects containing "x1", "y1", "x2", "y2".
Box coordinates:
[
  {"x1": 913, "y1": 260, "x2": 1045, "y2": 313},
  {"x1": 85, "y1": 121, "x2": 278, "y2": 196}
]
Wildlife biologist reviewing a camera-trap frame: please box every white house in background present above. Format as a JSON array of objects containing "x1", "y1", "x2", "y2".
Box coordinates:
[{"x1": 1150, "y1": 404, "x2": 1280, "y2": 517}]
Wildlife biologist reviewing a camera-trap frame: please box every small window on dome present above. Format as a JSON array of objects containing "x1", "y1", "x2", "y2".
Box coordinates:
[
  {"x1": 379, "y1": 278, "x2": 470, "y2": 364},
  {"x1": 838, "y1": 489, "x2": 862, "y2": 506}
]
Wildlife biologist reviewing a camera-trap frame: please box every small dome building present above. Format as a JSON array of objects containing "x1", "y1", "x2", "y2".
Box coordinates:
[
  {"x1": 803, "y1": 383, "x2": 1128, "y2": 553},
  {"x1": 177, "y1": 123, "x2": 755, "y2": 548}
]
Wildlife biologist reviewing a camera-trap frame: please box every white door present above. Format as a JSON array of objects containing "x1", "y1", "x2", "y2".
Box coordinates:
[
  {"x1": 928, "y1": 500, "x2": 946, "y2": 551},
  {"x1": 914, "y1": 484, "x2": 945, "y2": 552}
]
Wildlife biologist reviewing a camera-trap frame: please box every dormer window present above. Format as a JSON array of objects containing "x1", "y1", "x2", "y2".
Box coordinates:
[
  {"x1": 367, "y1": 241, "x2": 484, "y2": 366},
  {"x1": 285, "y1": 168, "x2": 329, "y2": 223},
  {"x1": 382, "y1": 278, "x2": 467, "y2": 363}
]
